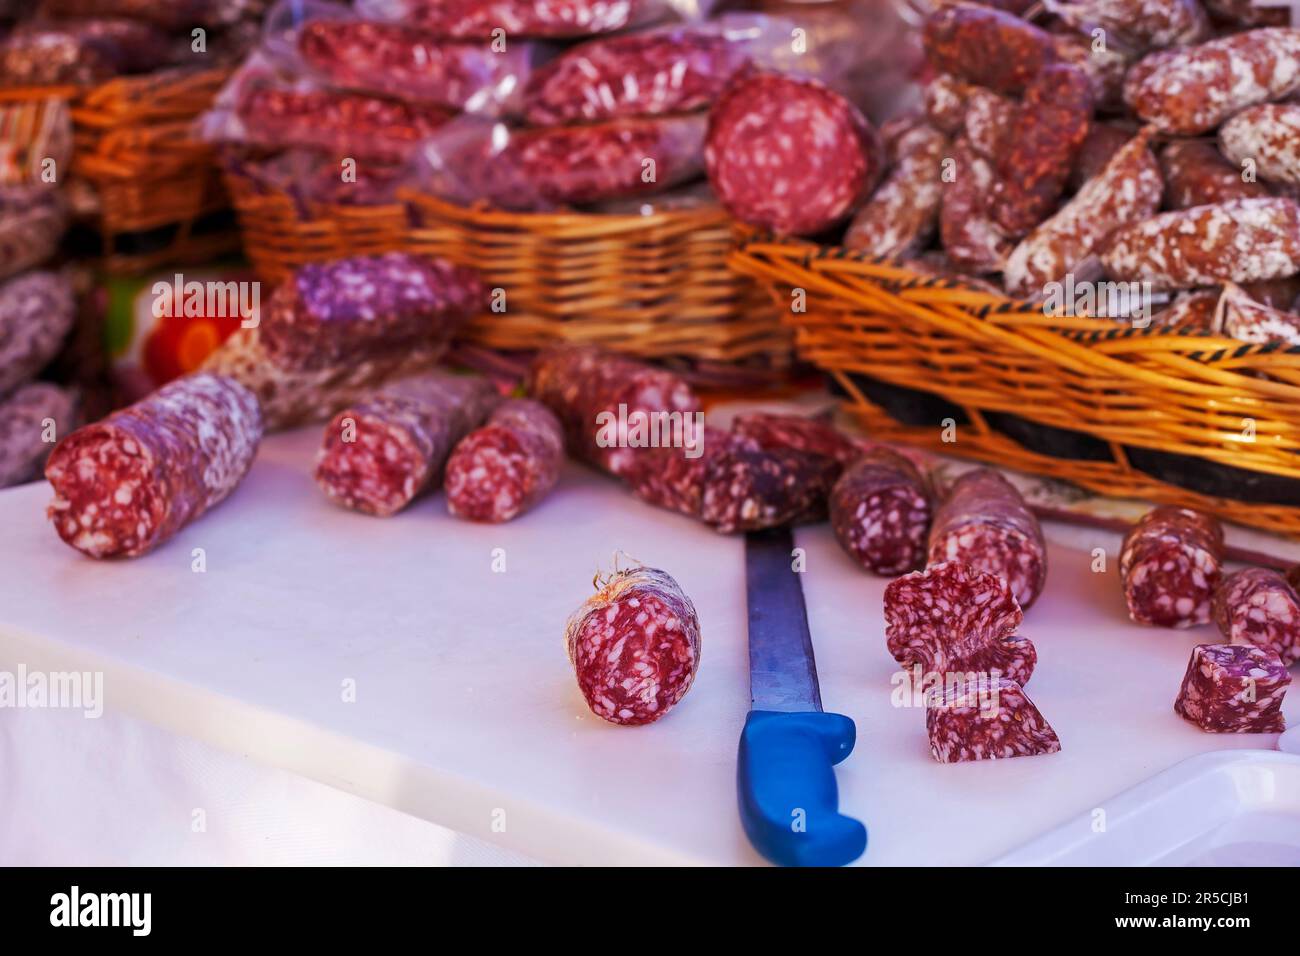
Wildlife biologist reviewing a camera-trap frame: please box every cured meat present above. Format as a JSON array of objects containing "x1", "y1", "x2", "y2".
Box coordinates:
[
  {"x1": 927, "y1": 469, "x2": 1048, "y2": 609},
  {"x1": 0, "y1": 187, "x2": 68, "y2": 282},
  {"x1": 922, "y1": 3, "x2": 1056, "y2": 95},
  {"x1": 0, "y1": 382, "x2": 80, "y2": 489},
  {"x1": 45, "y1": 373, "x2": 263, "y2": 559},
  {"x1": 1067, "y1": 123, "x2": 1134, "y2": 193},
  {"x1": 356, "y1": 0, "x2": 667, "y2": 40},
  {"x1": 1150, "y1": 289, "x2": 1219, "y2": 332},
  {"x1": 940, "y1": 138, "x2": 1012, "y2": 275},
  {"x1": 623, "y1": 425, "x2": 718, "y2": 519},
  {"x1": 443, "y1": 398, "x2": 564, "y2": 522},
  {"x1": 1004, "y1": 129, "x2": 1162, "y2": 299},
  {"x1": 37, "y1": 0, "x2": 252, "y2": 30},
  {"x1": 1101, "y1": 198, "x2": 1300, "y2": 292},
  {"x1": 564, "y1": 565, "x2": 701, "y2": 725},
  {"x1": 1119, "y1": 505, "x2": 1223, "y2": 628},
  {"x1": 1174, "y1": 643, "x2": 1289, "y2": 733},
  {"x1": 830, "y1": 448, "x2": 931, "y2": 576},
  {"x1": 927, "y1": 675, "x2": 1061, "y2": 763},
  {"x1": 314, "y1": 372, "x2": 498, "y2": 517},
  {"x1": 1043, "y1": 0, "x2": 1209, "y2": 50},
  {"x1": 527, "y1": 345, "x2": 700, "y2": 478},
  {"x1": 730, "y1": 411, "x2": 862, "y2": 497},
  {"x1": 1213, "y1": 567, "x2": 1300, "y2": 666},
  {"x1": 1123, "y1": 28, "x2": 1300, "y2": 135},
  {"x1": 1160, "y1": 140, "x2": 1270, "y2": 211},
  {"x1": 0, "y1": 18, "x2": 171, "y2": 87},
  {"x1": 0, "y1": 271, "x2": 76, "y2": 399},
  {"x1": 1219, "y1": 103, "x2": 1300, "y2": 188},
  {"x1": 845, "y1": 120, "x2": 948, "y2": 258},
  {"x1": 884, "y1": 561, "x2": 1037, "y2": 687},
  {"x1": 1217, "y1": 282, "x2": 1300, "y2": 346},
  {"x1": 1203, "y1": 0, "x2": 1289, "y2": 26},
  {"x1": 259, "y1": 254, "x2": 483, "y2": 373},
  {"x1": 704, "y1": 70, "x2": 884, "y2": 236}
]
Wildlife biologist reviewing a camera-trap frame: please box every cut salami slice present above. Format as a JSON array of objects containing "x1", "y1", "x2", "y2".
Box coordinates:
[
  {"x1": 564, "y1": 565, "x2": 701, "y2": 725},
  {"x1": 444, "y1": 398, "x2": 564, "y2": 522},
  {"x1": 314, "y1": 371, "x2": 498, "y2": 517},
  {"x1": 1119, "y1": 505, "x2": 1223, "y2": 628},
  {"x1": 705, "y1": 69, "x2": 884, "y2": 236},
  {"x1": 927, "y1": 675, "x2": 1061, "y2": 763},
  {"x1": 45, "y1": 373, "x2": 263, "y2": 559},
  {"x1": 1212, "y1": 567, "x2": 1300, "y2": 666},
  {"x1": 0, "y1": 271, "x2": 76, "y2": 399},
  {"x1": 884, "y1": 561, "x2": 1037, "y2": 687},
  {"x1": 258, "y1": 253, "x2": 484, "y2": 372},
  {"x1": 0, "y1": 382, "x2": 80, "y2": 489},
  {"x1": 831, "y1": 448, "x2": 932, "y2": 576},
  {"x1": 1174, "y1": 643, "x2": 1289, "y2": 734},
  {"x1": 927, "y1": 468, "x2": 1047, "y2": 609}
]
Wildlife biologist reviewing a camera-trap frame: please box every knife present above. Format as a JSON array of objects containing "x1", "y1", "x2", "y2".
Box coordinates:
[{"x1": 737, "y1": 527, "x2": 867, "y2": 867}]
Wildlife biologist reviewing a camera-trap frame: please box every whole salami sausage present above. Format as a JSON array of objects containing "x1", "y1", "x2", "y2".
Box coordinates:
[
  {"x1": 940, "y1": 138, "x2": 1012, "y2": 275},
  {"x1": 1203, "y1": 0, "x2": 1289, "y2": 26},
  {"x1": 1119, "y1": 506, "x2": 1223, "y2": 628},
  {"x1": 922, "y1": 3, "x2": 1056, "y2": 95},
  {"x1": 1217, "y1": 282, "x2": 1300, "y2": 346},
  {"x1": 622, "y1": 425, "x2": 718, "y2": 519},
  {"x1": 927, "y1": 675, "x2": 1061, "y2": 763},
  {"x1": 527, "y1": 345, "x2": 700, "y2": 479},
  {"x1": 1049, "y1": 30, "x2": 1129, "y2": 112},
  {"x1": 1175, "y1": 643, "x2": 1289, "y2": 733},
  {"x1": 259, "y1": 253, "x2": 484, "y2": 372},
  {"x1": 704, "y1": 70, "x2": 884, "y2": 236},
  {"x1": 0, "y1": 271, "x2": 76, "y2": 399},
  {"x1": 314, "y1": 371, "x2": 498, "y2": 517},
  {"x1": 885, "y1": 561, "x2": 1037, "y2": 686},
  {"x1": 45, "y1": 373, "x2": 263, "y2": 559},
  {"x1": 1212, "y1": 567, "x2": 1300, "y2": 665},
  {"x1": 1043, "y1": 0, "x2": 1209, "y2": 50},
  {"x1": 845, "y1": 120, "x2": 949, "y2": 259},
  {"x1": 830, "y1": 448, "x2": 931, "y2": 576},
  {"x1": 564, "y1": 564, "x2": 701, "y2": 725},
  {"x1": 443, "y1": 398, "x2": 563, "y2": 522},
  {"x1": 0, "y1": 187, "x2": 68, "y2": 282},
  {"x1": 1067, "y1": 122, "x2": 1134, "y2": 193},
  {"x1": 927, "y1": 468, "x2": 1048, "y2": 610},
  {"x1": 0, "y1": 382, "x2": 80, "y2": 489},
  {"x1": 1160, "y1": 140, "x2": 1270, "y2": 210},
  {"x1": 1219, "y1": 103, "x2": 1300, "y2": 188}
]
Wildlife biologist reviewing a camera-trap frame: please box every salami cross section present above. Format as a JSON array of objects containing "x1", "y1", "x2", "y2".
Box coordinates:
[
  {"x1": 927, "y1": 468, "x2": 1047, "y2": 610},
  {"x1": 1175, "y1": 643, "x2": 1289, "y2": 734},
  {"x1": 1212, "y1": 568, "x2": 1300, "y2": 666},
  {"x1": 45, "y1": 373, "x2": 263, "y2": 559},
  {"x1": 564, "y1": 565, "x2": 701, "y2": 726},
  {"x1": 314, "y1": 372, "x2": 498, "y2": 517},
  {"x1": 443, "y1": 398, "x2": 564, "y2": 523},
  {"x1": 1120, "y1": 506, "x2": 1223, "y2": 628},
  {"x1": 831, "y1": 448, "x2": 932, "y2": 576},
  {"x1": 927, "y1": 676, "x2": 1061, "y2": 763},
  {"x1": 884, "y1": 561, "x2": 1037, "y2": 687}
]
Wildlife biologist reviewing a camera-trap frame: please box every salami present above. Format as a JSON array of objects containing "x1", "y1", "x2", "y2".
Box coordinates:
[
  {"x1": 45, "y1": 373, "x2": 263, "y2": 559},
  {"x1": 1049, "y1": 28, "x2": 1130, "y2": 111},
  {"x1": 0, "y1": 18, "x2": 171, "y2": 87},
  {"x1": 0, "y1": 271, "x2": 76, "y2": 399},
  {"x1": 1219, "y1": 103, "x2": 1300, "y2": 188},
  {"x1": 1213, "y1": 567, "x2": 1300, "y2": 665},
  {"x1": 922, "y1": 3, "x2": 1056, "y2": 95},
  {"x1": 314, "y1": 371, "x2": 498, "y2": 517},
  {"x1": 623, "y1": 425, "x2": 718, "y2": 519},
  {"x1": 926, "y1": 675, "x2": 1061, "y2": 763},
  {"x1": 0, "y1": 187, "x2": 68, "y2": 281},
  {"x1": 1150, "y1": 289, "x2": 1219, "y2": 332},
  {"x1": 704, "y1": 70, "x2": 884, "y2": 237},
  {"x1": 845, "y1": 120, "x2": 948, "y2": 259},
  {"x1": 927, "y1": 469, "x2": 1048, "y2": 609},
  {"x1": 1043, "y1": 0, "x2": 1209, "y2": 50},
  {"x1": 1119, "y1": 505, "x2": 1224, "y2": 628},
  {"x1": 1101, "y1": 198, "x2": 1300, "y2": 292},
  {"x1": 730, "y1": 412, "x2": 861, "y2": 480},
  {"x1": 259, "y1": 254, "x2": 483, "y2": 373},
  {"x1": 1123, "y1": 28, "x2": 1300, "y2": 135},
  {"x1": 1203, "y1": 0, "x2": 1289, "y2": 26},
  {"x1": 1067, "y1": 123, "x2": 1134, "y2": 193},
  {"x1": 885, "y1": 561, "x2": 1038, "y2": 687},
  {"x1": 37, "y1": 0, "x2": 252, "y2": 29},
  {"x1": 527, "y1": 345, "x2": 700, "y2": 478},
  {"x1": 940, "y1": 139, "x2": 1012, "y2": 274},
  {"x1": 1217, "y1": 281, "x2": 1300, "y2": 346},
  {"x1": 1004, "y1": 129, "x2": 1162, "y2": 299},
  {"x1": 443, "y1": 398, "x2": 564, "y2": 522},
  {"x1": 0, "y1": 382, "x2": 79, "y2": 489},
  {"x1": 699, "y1": 432, "x2": 834, "y2": 533},
  {"x1": 1160, "y1": 139, "x2": 1270, "y2": 211},
  {"x1": 564, "y1": 564, "x2": 701, "y2": 725},
  {"x1": 830, "y1": 448, "x2": 932, "y2": 576},
  {"x1": 356, "y1": 0, "x2": 667, "y2": 40},
  {"x1": 1174, "y1": 643, "x2": 1289, "y2": 733}
]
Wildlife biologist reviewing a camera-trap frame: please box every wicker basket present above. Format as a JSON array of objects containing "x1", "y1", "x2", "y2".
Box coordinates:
[
  {"x1": 730, "y1": 236, "x2": 1300, "y2": 535},
  {"x1": 223, "y1": 167, "x2": 790, "y2": 368}
]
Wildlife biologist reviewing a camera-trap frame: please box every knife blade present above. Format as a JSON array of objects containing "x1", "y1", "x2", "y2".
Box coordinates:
[{"x1": 736, "y1": 527, "x2": 867, "y2": 867}]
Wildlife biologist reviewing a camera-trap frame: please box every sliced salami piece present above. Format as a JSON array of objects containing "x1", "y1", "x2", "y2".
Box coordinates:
[
  {"x1": 884, "y1": 562, "x2": 1037, "y2": 687},
  {"x1": 443, "y1": 398, "x2": 563, "y2": 523},
  {"x1": 259, "y1": 253, "x2": 484, "y2": 372},
  {"x1": 527, "y1": 345, "x2": 700, "y2": 479},
  {"x1": 728, "y1": 411, "x2": 863, "y2": 520},
  {"x1": 830, "y1": 448, "x2": 932, "y2": 576},
  {"x1": 45, "y1": 373, "x2": 263, "y2": 559},
  {"x1": 1119, "y1": 505, "x2": 1223, "y2": 628},
  {"x1": 314, "y1": 371, "x2": 498, "y2": 517},
  {"x1": 699, "y1": 431, "x2": 833, "y2": 533},
  {"x1": 1175, "y1": 643, "x2": 1289, "y2": 733},
  {"x1": 1212, "y1": 567, "x2": 1300, "y2": 666},
  {"x1": 623, "y1": 424, "x2": 720, "y2": 519},
  {"x1": 927, "y1": 468, "x2": 1047, "y2": 609},
  {"x1": 0, "y1": 382, "x2": 80, "y2": 489},
  {"x1": 927, "y1": 675, "x2": 1061, "y2": 763},
  {"x1": 0, "y1": 271, "x2": 76, "y2": 399},
  {"x1": 564, "y1": 565, "x2": 701, "y2": 725}
]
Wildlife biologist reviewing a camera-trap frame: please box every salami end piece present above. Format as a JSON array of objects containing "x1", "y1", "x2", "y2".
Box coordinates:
[
  {"x1": 444, "y1": 398, "x2": 564, "y2": 523},
  {"x1": 1174, "y1": 643, "x2": 1289, "y2": 734},
  {"x1": 45, "y1": 373, "x2": 263, "y2": 559},
  {"x1": 1212, "y1": 567, "x2": 1300, "y2": 666},
  {"x1": 830, "y1": 448, "x2": 932, "y2": 576},
  {"x1": 565, "y1": 565, "x2": 701, "y2": 726},
  {"x1": 926, "y1": 676, "x2": 1061, "y2": 763},
  {"x1": 1119, "y1": 506, "x2": 1223, "y2": 628}
]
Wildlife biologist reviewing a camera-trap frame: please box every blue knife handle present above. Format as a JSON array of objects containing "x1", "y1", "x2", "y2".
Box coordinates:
[{"x1": 737, "y1": 710, "x2": 867, "y2": 867}]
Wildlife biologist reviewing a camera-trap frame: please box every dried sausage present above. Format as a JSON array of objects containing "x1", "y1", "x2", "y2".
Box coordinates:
[
  {"x1": 1119, "y1": 505, "x2": 1223, "y2": 628},
  {"x1": 922, "y1": 2, "x2": 1056, "y2": 96},
  {"x1": 1044, "y1": 0, "x2": 1209, "y2": 50},
  {"x1": 927, "y1": 675, "x2": 1061, "y2": 763},
  {"x1": 0, "y1": 382, "x2": 79, "y2": 489},
  {"x1": 845, "y1": 121, "x2": 948, "y2": 258},
  {"x1": 1160, "y1": 139, "x2": 1269, "y2": 210},
  {"x1": 443, "y1": 398, "x2": 564, "y2": 522},
  {"x1": 1213, "y1": 567, "x2": 1300, "y2": 665},
  {"x1": 830, "y1": 448, "x2": 932, "y2": 576},
  {"x1": 1174, "y1": 643, "x2": 1289, "y2": 733},
  {"x1": 1219, "y1": 103, "x2": 1300, "y2": 188},
  {"x1": 940, "y1": 139, "x2": 1012, "y2": 274},
  {"x1": 0, "y1": 271, "x2": 76, "y2": 399}
]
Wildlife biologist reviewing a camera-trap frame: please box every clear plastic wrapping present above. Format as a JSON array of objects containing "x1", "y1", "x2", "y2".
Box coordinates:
[{"x1": 355, "y1": 0, "x2": 703, "y2": 40}]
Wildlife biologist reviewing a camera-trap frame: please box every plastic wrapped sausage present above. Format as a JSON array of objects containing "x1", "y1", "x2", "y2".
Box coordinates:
[{"x1": 443, "y1": 398, "x2": 564, "y2": 522}]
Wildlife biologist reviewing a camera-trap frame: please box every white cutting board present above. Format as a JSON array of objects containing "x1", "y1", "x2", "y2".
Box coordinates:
[{"x1": 0, "y1": 427, "x2": 1295, "y2": 866}]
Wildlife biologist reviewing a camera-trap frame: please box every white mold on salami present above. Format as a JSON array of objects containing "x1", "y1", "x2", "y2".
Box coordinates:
[
  {"x1": 1213, "y1": 567, "x2": 1300, "y2": 666},
  {"x1": 926, "y1": 675, "x2": 1061, "y2": 763},
  {"x1": 1217, "y1": 281, "x2": 1300, "y2": 345},
  {"x1": 1219, "y1": 103, "x2": 1300, "y2": 188},
  {"x1": 1174, "y1": 643, "x2": 1288, "y2": 733},
  {"x1": 845, "y1": 120, "x2": 949, "y2": 259}
]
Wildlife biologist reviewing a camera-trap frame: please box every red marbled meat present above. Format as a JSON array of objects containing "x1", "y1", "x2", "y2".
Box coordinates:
[
  {"x1": 1213, "y1": 567, "x2": 1300, "y2": 666},
  {"x1": 443, "y1": 398, "x2": 564, "y2": 522},
  {"x1": 1174, "y1": 643, "x2": 1289, "y2": 733},
  {"x1": 926, "y1": 675, "x2": 1061, "y2": 763},
  {"x1": 830, "y1": 448, "x2": 932, "y2": 576},
  {"x1": 1119, "y1": 505, "x2": 1223, "y2": 628}
]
